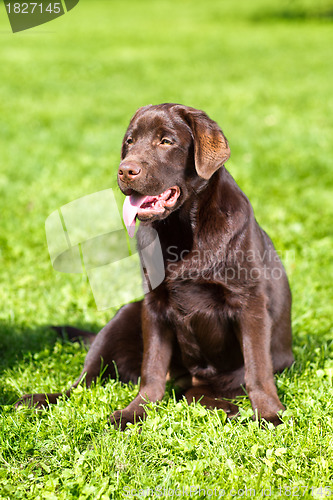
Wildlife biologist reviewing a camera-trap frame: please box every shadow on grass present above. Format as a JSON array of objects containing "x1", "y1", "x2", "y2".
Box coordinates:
[
  {"x1": 0, "y1": 321, "x2": 100, "y2": 405},
  {"x1": 252, "y1": 7, "x2": 333, "y2": 22}
]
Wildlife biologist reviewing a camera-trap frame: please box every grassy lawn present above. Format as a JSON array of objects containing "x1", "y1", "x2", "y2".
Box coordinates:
[{"x1": 0, "y1": 0, "x2": 332, "y2": 498}]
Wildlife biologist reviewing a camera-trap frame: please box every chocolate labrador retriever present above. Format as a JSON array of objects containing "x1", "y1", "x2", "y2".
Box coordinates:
[{"x1": 16, "y1": 104, "x2": 294, "y2": 428}]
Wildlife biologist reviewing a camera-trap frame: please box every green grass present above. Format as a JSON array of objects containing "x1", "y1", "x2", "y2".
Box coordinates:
[{"x1": 0, "y1": 0, "x2": 333, "y2": 498}]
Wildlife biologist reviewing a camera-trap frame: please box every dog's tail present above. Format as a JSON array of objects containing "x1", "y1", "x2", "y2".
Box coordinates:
[{"x1": 51, "y1": 326, "x2": 96, "y2": 347}]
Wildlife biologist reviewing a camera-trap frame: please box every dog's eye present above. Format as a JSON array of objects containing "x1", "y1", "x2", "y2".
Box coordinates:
[
  {"x1": 126, "y1": 137, "x2": 133, "y2": 145},
  {"x1": 160, "y1": 138, "x2": 173, "y2": 145}
]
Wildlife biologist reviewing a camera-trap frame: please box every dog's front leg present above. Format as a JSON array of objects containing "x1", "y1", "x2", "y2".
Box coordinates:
[
  {"x1": 110, "y1": 304, "x2": 173, "y2": 430},
  {"x1": 238, "y1": 295, "x2": 285, "y2": 426}
]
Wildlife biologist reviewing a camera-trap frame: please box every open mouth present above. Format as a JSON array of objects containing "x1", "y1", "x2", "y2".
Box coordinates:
[{"x1": 123, "y1": 186, "x2": 180, "y2": 237}]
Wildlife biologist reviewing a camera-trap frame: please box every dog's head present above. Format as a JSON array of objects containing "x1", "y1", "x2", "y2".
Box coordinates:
[{"x1": 118, "y1": 103, "x2": 230, "y2": 235}]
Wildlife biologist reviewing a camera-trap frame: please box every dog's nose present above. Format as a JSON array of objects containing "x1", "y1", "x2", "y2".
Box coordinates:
[{"x1": 118, "y1": 162, "x2": 142, "y2": 182}]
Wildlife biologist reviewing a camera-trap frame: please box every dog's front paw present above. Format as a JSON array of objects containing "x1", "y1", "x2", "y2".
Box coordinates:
[
  {"x1": 109, "y1": 408, "x2": 144, "y2": 430},
  {"x1": 15, "y1": 393, "x2": 50, "y2": 410},
  {"x1": 258, "y1": 409, "x2": 284, "y2": 427}
]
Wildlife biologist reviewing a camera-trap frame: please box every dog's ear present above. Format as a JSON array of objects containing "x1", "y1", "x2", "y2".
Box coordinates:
[{"x1": 177, "y1": 106, "x2": 230, "y2": 179}]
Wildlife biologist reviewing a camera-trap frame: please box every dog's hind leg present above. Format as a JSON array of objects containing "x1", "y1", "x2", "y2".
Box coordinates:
[
  {"x1": 15, "y1": 301, "x2": 143, "y2": 409},
  {"x1": 184, "y1": 387, "x2": 242, "y2": 418},
  {"x1": 184, "y1": 367, "x2": 246, "y2": 418}
]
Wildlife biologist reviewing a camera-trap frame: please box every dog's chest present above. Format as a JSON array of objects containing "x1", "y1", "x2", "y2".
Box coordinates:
[
  {"x1": 164, "y1": 280, "x2": 243, "y2": 373},
  {"x1": 165, "y1": 258, "x2": 243, "y2": 316}
]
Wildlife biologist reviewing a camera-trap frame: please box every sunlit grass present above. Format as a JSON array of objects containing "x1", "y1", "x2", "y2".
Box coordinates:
[{"x1": 0, "y1": 0, "x2": 332, "y2": 497}]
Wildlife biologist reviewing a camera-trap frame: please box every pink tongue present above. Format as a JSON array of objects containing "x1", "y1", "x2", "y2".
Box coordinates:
[{"x1": 123, "y1": 193, "x2": 148, "y2": 238}]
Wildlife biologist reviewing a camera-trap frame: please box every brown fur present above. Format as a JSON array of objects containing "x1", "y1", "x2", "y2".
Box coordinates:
[{"x1": 16, "y1": 104, "x2": 294, "y2": 428}]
